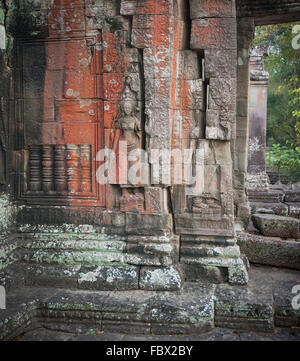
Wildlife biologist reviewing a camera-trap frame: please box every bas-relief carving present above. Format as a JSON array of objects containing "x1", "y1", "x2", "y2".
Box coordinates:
[
  {"x1": 206, "y1": 109, "x2": 236, "y2": 140},
  {"x1": 117, "y1": 81, "x2": 142, "y2": 155},
  {"x1": 209, "y1": 78, "x2": 236, "y2": 110},
  {"x1": 191, "y1": 195, "x2": 222, "y2": 218},
  {"x1": 204, "y1": 49, "x2": 236, "y2": 79}
]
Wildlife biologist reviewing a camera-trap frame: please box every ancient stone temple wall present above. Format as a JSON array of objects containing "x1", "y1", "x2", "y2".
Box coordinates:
[
  {"x1": 0, "y1": 0, "x2": 252, "y2": 291},
  {"x1": 1, "y1": 0, "x2": 300, "y2": 341}
]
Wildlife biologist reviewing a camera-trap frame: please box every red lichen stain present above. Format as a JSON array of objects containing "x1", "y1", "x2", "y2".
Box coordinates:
[
  {"x1": 192, "y1": 18, "x2": 224, "y2": 49},
  {"x1": 202, "y1": 0, "x2": 227, "y2": 15},
  {"x1": 41, "y1": 0, "x2": 104, "y2": 205},
  {"x1": 136, "y1": 0, "x2": 170, "y2": 15}
]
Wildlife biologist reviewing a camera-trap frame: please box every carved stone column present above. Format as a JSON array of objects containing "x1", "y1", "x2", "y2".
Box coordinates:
[{"x1": 247, "y1": 46, "x2": 270, "y2": 193}]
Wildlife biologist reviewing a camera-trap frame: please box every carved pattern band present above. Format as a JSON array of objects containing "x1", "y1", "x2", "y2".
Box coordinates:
[{"x1": 29, "y1": 145, "x2": 92, "y2": 195}]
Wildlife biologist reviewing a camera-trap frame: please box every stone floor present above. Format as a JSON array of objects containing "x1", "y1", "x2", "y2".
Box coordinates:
[{"x1": 15, "y1": 326, "x2": 300, "y2": 341}]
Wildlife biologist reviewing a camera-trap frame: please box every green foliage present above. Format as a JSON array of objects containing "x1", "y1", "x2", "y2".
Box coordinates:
[
  {"x1": 6, "y1": 0, "x2": 39, "y2": 36},
  {"x1": 266, "y1": 143, "x2": 300, "y2": 182},
  {"x1": 254, "y1": 23, "x2": 300, "y2": 149}
]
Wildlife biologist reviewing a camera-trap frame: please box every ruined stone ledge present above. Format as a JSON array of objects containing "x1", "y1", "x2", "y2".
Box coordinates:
[
  {"x1": 247, "y1": 190, "x2": 284, "y2": 203},
  {"x1": 214, "y1": 283, "x2": 274, "y2": 332},
  {"x1": 237, "y1": 232, "x2": 300, "y2": 270},
  {"x1": 285, "y1": 190, "x2": 300, "y2": 203},
  {"x1": 0, "y1": 283, "x2": 215, "y2": 340},
  {"x1": 273, "y1": 281, "x2": 300, "y2": 328},
  {"x1": 174, "y1": 213, "x2": 235, "y2": 237},
  {"x1": 1, "y1": 265, "x2": 299, "y2": 340},
  {"x1": 0, "y1": 260, "x2": 183, "y2": 293},
  {"x1": 252, "y1": 213, "x2": 300, "y2": 239},
  {"x1": 287, "y1": 203, "x2": 300, "y2": 219},
  {"x1": 250, "y1": 202, "x2": 289, "y2": 216}
]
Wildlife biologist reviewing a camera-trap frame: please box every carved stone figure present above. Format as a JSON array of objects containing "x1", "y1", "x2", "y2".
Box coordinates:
[{"x1": 117, "y1": 82, "x2": 142, "y2": 154}]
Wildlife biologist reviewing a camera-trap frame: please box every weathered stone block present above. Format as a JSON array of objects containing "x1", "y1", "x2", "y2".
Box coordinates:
[
  {"x1": 144, "y1": 187, "x2": 167, "y2": 213},
  {"x1": 176, "y1": 50, "x2": 200, "y2": 79},
  {"x1": 126, "y1": 237, "x2": 173, "y2": 264},
  {"x1": 285, "y1": 190, "x2": 300, "y2": 203},
  {"x1": 48, "y1": 7, "x2": 85, "y2": 36},
  {"x1": 143, "y1": 47, "x2": 171, "y2": 78},
  {"x1": 174, "y1": 213, "x2": 234, "y2": 236},
  {"x1": 145, "y1": 77, "x2": 170, "y2": 109},
  {"x1": 228, "y1": 263, "x2": 249, "y2": 285},
  {"x1": 237, "y1": 232, "x2": 300, "y2": 270},
  {"x1": 215, "y1": 282, "x2": 274, "y2": 332},
  {"x1": 252, "y1": 214, "x2": 300, "y2": 239},
  {"x1": 206, "y1": 109, "x2": 236, "y2": 140},
  {"x1": 209, "y1": 78, "x2": 236, "y2": 110},
  {"x1": 288, "y1": 203, "x2": 300, "y2": 219},
  {"x1": 204, "y1": 49, "x2": 236, "y2": 79},
  {"x1": 78, "y1": 265, "x2": 139, "y2": 290},
  {"x1": 103, "y1": 73, "x2": 124, "y2": 101},
  {"x1": 139, "y1": 266, "x2": 182, "y2": 290},
  {"x1": 175, "y1": 79, "x2": 204, "y2": 110},
  {"x1": 191, "y1": 18, "x2": 236, "y2": 50},
  {"x1": 131, "y1": 15, "x2": 170, "y2": 48},
  {"x1": 183, "y1": 264, "x2": 228, "y2": 283},
  {"x1": 250, "y1": 202, "x2": 289, "y2": 216},
  {"x1": 150, "y1": 283, "x2": 215, "y2": 334},
  {"x1": 190, "y1": 0, "x2": 236, "y2": 19},
  {"x1": 273, "y1": 281, "x2": 300, "y2": 328},
  {"x1": 125, "y1": 213, "x2": 173, "y2": 235},
  {"x1": 120, "y1": 0, "x2": 138, "y2": 15},
  {"x1": 145, "y1": 107, "x2": 171, "y2": 138}
]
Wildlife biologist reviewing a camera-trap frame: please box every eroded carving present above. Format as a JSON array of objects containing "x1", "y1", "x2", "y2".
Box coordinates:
[
  {"x1": 117, "y1": 81, "x2": 142, "y2": 155},
  {"x1": 120, "y1": 188, "x2": 144, "y2": 213},
  {"x1": 191, "y1": 195, "x2": 222, "y2": 217}
]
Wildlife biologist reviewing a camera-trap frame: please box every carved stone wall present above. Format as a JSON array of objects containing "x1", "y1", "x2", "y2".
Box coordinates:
[{"x1": 0, "y1": 0, "x2": 273, "y2": 289}]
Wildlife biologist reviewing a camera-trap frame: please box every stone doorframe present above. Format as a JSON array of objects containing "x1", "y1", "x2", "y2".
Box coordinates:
[{"x1": 233, "y1": 0, "x2": 300, "y2": 225}]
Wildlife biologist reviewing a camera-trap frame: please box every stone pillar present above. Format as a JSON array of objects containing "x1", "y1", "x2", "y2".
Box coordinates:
[
  {"x1": 246, "y1": 46, "x2": 286, "y2": 214},
  {"x1": 173, "y1": 0, "x2": 249, "y2": 285},
  {"x1": 247, "y1": 46, "x2": 270, "y2": 193},
  {"x1": 233, "y1": 17, "x2": 255, "y2": 225}
]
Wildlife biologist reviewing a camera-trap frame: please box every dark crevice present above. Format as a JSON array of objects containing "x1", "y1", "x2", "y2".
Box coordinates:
[
  {"x1": 127, "y1": 15, "x2": 133, "y2": 47},
  {"x1": 1, "y1": 0, "x2": 8, "y2": 29},
  {"x1": 137, "y1": 48, "x2": 146, "y2": 151},
  {"x1": 167, "y1": 186, "x2": 177, "y2": 235},
  {"x1": 185, "y1": 0, "x2": 192, "y2": 50}
]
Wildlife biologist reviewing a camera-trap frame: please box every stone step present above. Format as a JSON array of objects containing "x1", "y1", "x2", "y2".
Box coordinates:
[
  {"x1": 252, "y1": 213, "x2": 300, "y2": 239},
  {"x1": 285, "y1": 190, "x2": 300, "y2": 203},
  {"x1": 250, "y1": 202, "x2": 288, "y2": 216},
  {"x1": 1, "y1": 262, "x2": 183, "y2": 292},
  {"x1": 248, "y1": 190, "x2": 283, "y2": 203},
  {"x1": 0, "y1": 283, "x2": 216, "y2": 340},
  {"x1": 237, "y1": 232, "x2": 300, "y2": 270},
  {"x1": 273, "y1": 281, "x2": 300, "y2": 328},
  {"x1": 1, "y1": 265, "x2": 299, "y2": 339},
  {"x1": 214, "y1": 283, "x2": 274, "y2": 332},
  {"x1": 287, "y1": 203, "x2": 300, "y2": 219}
]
